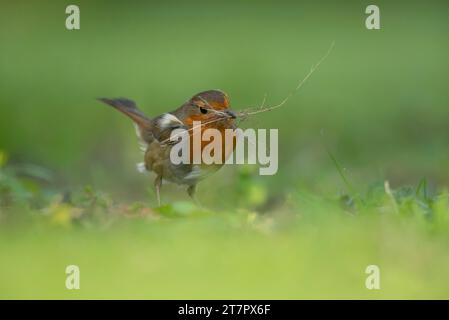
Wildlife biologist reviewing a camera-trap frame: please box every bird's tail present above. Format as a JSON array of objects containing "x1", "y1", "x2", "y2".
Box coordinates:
[{"x1": 97, "y1": 97, "x2": 153, "y2": 143}]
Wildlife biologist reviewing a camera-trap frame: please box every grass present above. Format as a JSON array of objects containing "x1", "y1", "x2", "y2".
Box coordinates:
[
  {"x1": 1, "y1": 155, "x2": 449, "y2": 299},
  {"x1": 1, "y1": 0, "x2": 449, "y2": 299}
]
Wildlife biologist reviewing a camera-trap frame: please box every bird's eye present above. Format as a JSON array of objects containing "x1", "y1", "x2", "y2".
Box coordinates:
[{"x1": 199, "y1": 107, "x2": 208, "y2": 114}]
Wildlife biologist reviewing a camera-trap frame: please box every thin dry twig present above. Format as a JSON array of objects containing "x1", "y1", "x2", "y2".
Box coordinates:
[
  {"x1": 237, "y1": 41, "x2": 335, "y2": 119},
  {"x1": 159, "y1": 41, "x2": 335, "y2": 144},
  {"x1": 159, "y1": 115, "x2": 232, "y2": 145}
]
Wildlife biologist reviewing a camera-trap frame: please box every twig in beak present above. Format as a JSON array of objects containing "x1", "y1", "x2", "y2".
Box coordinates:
[{"x1": 237, "y1": 41, "x2": 335, "y2": 119}]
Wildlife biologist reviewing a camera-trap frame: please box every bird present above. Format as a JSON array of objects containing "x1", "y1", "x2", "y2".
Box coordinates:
[{"x1": 98, "y1": 90, "x2": 237, "y2": 206}]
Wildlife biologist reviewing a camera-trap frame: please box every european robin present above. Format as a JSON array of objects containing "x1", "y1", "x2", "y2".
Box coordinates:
[{"x1": 98, "y1": 90, "x2": 237, "y2": 205}]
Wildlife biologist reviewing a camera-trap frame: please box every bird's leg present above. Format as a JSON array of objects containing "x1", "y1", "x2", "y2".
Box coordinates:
[
  {"x1": 187, "y1": 184, "x2": 196, "y2": 198},
  {"x1": 154, "y1": 175, "x2": 162, "y2": 206},
  {"x1": 187, "y1": 184, "x2": 201, "y2": 206}
]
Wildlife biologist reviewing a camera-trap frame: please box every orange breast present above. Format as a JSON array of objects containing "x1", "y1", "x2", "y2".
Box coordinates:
[{"x1": 184, "y1": 116, "x2": 236, "y2": 164}]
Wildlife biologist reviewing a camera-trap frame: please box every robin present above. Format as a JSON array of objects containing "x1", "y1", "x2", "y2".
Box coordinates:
[{"x1": 98, "y1": 90, "x2": 237, "y2": 205}]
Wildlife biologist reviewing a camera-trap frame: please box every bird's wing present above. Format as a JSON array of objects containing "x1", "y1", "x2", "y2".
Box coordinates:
[{"x1": 152, "y1": 113, "x2": 188, "y2": 145}]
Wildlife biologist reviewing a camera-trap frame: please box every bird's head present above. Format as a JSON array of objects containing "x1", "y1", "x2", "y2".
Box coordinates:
[{"x1": 179, "y1": 90, "x2": 237, "y2": 128}]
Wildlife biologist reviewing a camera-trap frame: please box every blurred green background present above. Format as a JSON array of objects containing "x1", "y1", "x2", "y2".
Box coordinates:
[{"x1": 1, "y1": 0, "x2": 449, "y2": 299}]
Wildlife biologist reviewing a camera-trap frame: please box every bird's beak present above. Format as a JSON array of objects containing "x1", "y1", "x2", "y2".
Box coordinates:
[{"x1": 225, "y1": 110, "x2": 237, "y2": 119}]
